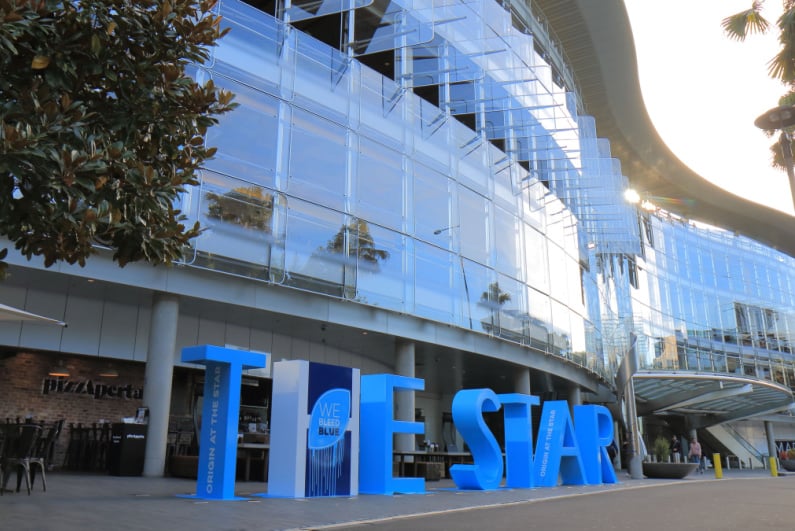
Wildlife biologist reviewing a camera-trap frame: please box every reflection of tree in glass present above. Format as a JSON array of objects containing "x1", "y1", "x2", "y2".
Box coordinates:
[
  {"x1": 324, "y1": 219, "x2": 389, "y2": 270},
  {"x1": 480, "y1": 282, "x2": 510, "y2": 334},
  {"x1": 206, "y1": 186, "x2": 273, "y2": 231},
  {"x1": 480, "y1": 282, "x2": 510, "y2": 307}
]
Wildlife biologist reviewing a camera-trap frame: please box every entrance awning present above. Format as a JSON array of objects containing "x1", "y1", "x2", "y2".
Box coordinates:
[{"x1": 0, "y1": 303, "x2": 66, "y2": 326}]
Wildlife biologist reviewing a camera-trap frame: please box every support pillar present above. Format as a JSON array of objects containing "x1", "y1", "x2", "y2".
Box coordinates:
[
  {"x1": 568, "y1": 383, "x2": 582, "y2": 417},
  {"x1": 142, "y1": 292, "x2": 179, "y2": 477},
  {"x1": 513, "y1": 367, "x2": 531, "y2": 395},
  {"x1": 394, "y1": 340, "x2": 416, "y2": 452},
  {"x1": 765, "y1": 421, "x2": 778, "y2": 460}
]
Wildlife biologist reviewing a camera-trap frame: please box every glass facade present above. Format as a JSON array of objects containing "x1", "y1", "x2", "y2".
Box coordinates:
[
  {"x1": 631, "y1": 215, "x2": 795, "y2": 388},
  {"x1": 179, "y1": 0, "x2": 612, "y2": 378},
  {"x1": 178, "y1": 0, "x2": 795, "y2": 400}
]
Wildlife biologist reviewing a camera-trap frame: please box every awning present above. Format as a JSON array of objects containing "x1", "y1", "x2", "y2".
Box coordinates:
[{"x1": 0, "y1": 303, "x2": 66, "y2": 326}]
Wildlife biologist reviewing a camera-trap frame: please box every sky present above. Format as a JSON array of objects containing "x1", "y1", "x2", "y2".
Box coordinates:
[{"x1": 623, "y1": 0, "x2": 794, "y2": 216}]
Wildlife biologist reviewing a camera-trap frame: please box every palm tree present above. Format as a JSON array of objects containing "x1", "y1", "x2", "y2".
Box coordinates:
[
  {"x1": 723, "y1": 2, "x2": 795, "y2": 171},
  {"x1": 722, "y1": 2, "x2": 795, "y2": 83}
]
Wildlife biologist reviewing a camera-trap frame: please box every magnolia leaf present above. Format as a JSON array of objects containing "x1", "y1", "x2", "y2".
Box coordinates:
[{"x1": 31, "y1": 55, "x2": 50, "y2": 69}]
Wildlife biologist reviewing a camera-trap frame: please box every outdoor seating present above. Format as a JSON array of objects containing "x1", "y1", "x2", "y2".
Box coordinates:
[
  {"x1": 1, "y1": 424, "x2": 42, "y2": 495},
  {"x1": 63, "y1": 422, "x2": 106, "y2": 471},
  {"x1": 30, "y1": 419, "x2": 65, "y2": 491},
  {"x1": 0, "y1": 429, "x2": 6, "y2": 496}
]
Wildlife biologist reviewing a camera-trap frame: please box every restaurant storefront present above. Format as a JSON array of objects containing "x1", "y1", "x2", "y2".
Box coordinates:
[{"x1": 0, "y1": 349, "x2": 271, "y2": 476}]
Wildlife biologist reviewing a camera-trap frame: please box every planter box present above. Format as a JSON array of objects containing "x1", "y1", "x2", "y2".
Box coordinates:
[
  {"x1": 642, "y1": 462, "x2": 698, "y2": 479},
  {"x1": 780, "y1": 459, "x2": 795, "y2": 472}
]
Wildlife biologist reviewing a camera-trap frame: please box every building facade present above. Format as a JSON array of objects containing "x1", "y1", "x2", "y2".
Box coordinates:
[{"x1": 1, "y1": 0, "x2": 794, "y2": 476}]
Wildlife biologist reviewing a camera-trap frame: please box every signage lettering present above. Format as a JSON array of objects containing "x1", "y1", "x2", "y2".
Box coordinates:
[
  {"x1": 180, "y1": 345, "x2": 616, "y2": 501},
  {"x1": 361, "y1": 376, "x2": 616, "y2": 494},
  {"x1": 41, "y1": 378, "x2": 143, "y2": 400}
]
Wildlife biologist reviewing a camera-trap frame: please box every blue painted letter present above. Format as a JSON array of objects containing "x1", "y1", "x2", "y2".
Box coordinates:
[
  {"x1": 574, "y1": 405, "x2": 617, "y2": 484},
  {"x1": 181, "y1": 345, "x2": 268, "y2": 500},
  {"x1": 498, "y1": 393, "x2": 539, "y2": 488},
  {"x1": 450, "y1": 389, "x2": 503, "y2": 490},
  {"x1": 532, "y1": 400, "x2": 586, "y2": 487},
  {"x1": 360, "y1": 374, "x2": 425, "y2": 494}
]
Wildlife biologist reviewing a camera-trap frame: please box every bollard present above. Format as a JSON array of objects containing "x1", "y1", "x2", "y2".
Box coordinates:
[
  {"x1": 769, "y1": 457, "x2": 779, "y2": 477},
  {"x1": 713, "y1": 453, "x2": 723, "y2": 479}
]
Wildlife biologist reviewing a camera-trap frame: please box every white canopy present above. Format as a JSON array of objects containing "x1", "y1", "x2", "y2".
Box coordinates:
[{"x1": 0, "y1": 303, "x2": 66, "y2": 326}]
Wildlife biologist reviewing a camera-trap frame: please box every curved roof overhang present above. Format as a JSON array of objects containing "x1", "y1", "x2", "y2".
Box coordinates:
[
  {"x1": 633, "y1": 371, "x2": 794, "y2": 428},
  {"x1": 535, "y1": 0, "x2": 795, "y2": 258}
]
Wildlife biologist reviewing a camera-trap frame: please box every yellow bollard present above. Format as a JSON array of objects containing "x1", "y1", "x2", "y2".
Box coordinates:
[
  {"x1": 770, "y1": 457, "x2": 779, "y2": 477},
  {"x1": 713, "y1": 453, "x2": 723, "y2": 479}
]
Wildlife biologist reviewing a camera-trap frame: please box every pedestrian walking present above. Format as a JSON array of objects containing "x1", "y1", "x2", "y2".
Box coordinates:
[{"x1": 689, "y1": 437, "x2": 704, "y2": 473}]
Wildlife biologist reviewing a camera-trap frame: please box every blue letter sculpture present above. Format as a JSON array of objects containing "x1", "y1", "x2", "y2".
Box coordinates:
[
  {"x1": 180, "y1": 344, "x2": 268, "y2": 500},
  {"x1": 359, "y1": 374, "x2": 425, "y2": 494},
  {"x1": 533, "y1": 400, "x2": 586, "y2": 487},
  {"x1": 574, "y1": 405, "x2": 617, "y2": 484},
  {"x1": 498, "y1": 393, "x2": 539, "y2": 488},
  {"x1": 450, "y1": 388, "x2": 503, "y2": 490}
]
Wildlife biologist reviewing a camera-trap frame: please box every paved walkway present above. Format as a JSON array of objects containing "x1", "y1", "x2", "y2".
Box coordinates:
[{"x1": 0, "y1": 468, "x2": 789, "y2": 530}]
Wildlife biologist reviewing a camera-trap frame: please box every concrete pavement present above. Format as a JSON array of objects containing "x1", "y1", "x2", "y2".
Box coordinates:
[{"x1": 0, "y1": 468, "x2": 791, "y2": 530}]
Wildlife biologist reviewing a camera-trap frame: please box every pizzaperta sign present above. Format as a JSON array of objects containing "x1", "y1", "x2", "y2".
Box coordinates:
[{"x1": 41, "y1": 378, "x2": 144, "y2": 400}]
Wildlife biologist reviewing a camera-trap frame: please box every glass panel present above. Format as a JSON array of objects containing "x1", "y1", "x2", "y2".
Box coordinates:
[
  {"x1": 350, "y1": 0, "x2": 434, "y2": 55},
  {"x1": 283, "y1": 198, "x2": 346, "y2": 296},
  {"x1": 354, "y1": 223, "x2": 405, "y2": 311},
  {"x1": 356, "y1": 138, "x2": 404, "y2": 230},
  {"x1": 284, "y1": 0, "x2": 374, "y2": 22},
  {"x1": 414, "y1": 241, "x2": 455, "y2": 323},
  {"x1": 494, "y1": 205, "x2": 519, "y2": 278},
  {"x1": 204, "y1": 77, "x2": 280, "y2": 186},
  {"x1": 526, "y1": 287, "x2": 552, "y2": 353},
  {"x1": 414, "y1": 164, "x2": 452, "y2": 242},
  {"x1": 195, "y1": 171, "x2": 275, "y2": 275},
  {"x1": 523, "y1": 223, "x2": 549, "y2": 292},
  {"x1": 458, "y1": 186, "x2": 489, "y2": 264},
  {"x1": 288, "y1": 109, "x2": 347, "y2": 210}
]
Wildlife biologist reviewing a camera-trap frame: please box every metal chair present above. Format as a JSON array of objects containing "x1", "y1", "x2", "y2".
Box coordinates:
[
  {"x1": 30, "y1": 419, "x2": 64, "y2": 491},
  {"x1": 1, "y1": 424, "x2": 42, "y2": 495},
  {"x1": 0, "y1": 428, "x2": 6, "y2": 496}
]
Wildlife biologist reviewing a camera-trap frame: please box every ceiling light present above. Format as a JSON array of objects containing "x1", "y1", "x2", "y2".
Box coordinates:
[
  {"x1": 48, "y1": 360, "x2": 70, "y2": 378},
  {"x1": 98, "y1": 365, "x2": 119, "y2": 378}
]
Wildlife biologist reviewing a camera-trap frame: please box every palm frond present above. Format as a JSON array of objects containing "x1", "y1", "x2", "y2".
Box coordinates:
[
  {"x1": 769, "y1": 7, "x2": 795, "y2": 82},
  {"x1": 722, "y1": 3, "x2": 770, "y2": 41}
]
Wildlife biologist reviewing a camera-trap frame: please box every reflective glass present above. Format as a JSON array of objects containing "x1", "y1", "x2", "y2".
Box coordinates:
[
  {"x1": 283, "y1": 197, "x2": 346, "y2": 295},
  {"x1": 204, "y1": 77, "x2": 280, "y2": 186},
  {"x1": 458, "y1": 186, "x2": 489, "y2": 264},
  {"x1": 195, "y1": 171, "x2": 275, "y2": 271},
  {"x1": 288, "y1": 109, "x2": 347, "y2": 210},
  {"x1": 356, "y1": 138, "x2": 404, "y2": 230},
  {"x1": 414, "y1": 164, "x2": 453, "y2": 242},
  {"x1": 349, "y1": 220, "x2": 404, "y2": 310},
  {"x1": 414, "y1": 241, "x2": 456, "y2": 323}
]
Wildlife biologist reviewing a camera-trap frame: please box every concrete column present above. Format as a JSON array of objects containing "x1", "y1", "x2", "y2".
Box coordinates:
[
  {"x1": 395, "y1": 340, "x2": 416, "y2": 452},
  {"x1": 142, "y1": 292, "x2": 179, "y2": 477},
  {"x1": 513, "y1": 367, "x2": 531, "y2": 395},
  {"x1": 568, "y1": 383, "x2": 582, "y2": 417},
  {"x1": 625, "y1": 376, "x2": 644, "y2": 479},
  {"x1": 765, "y1": 421, "x2": 778, "y2": 460}
]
